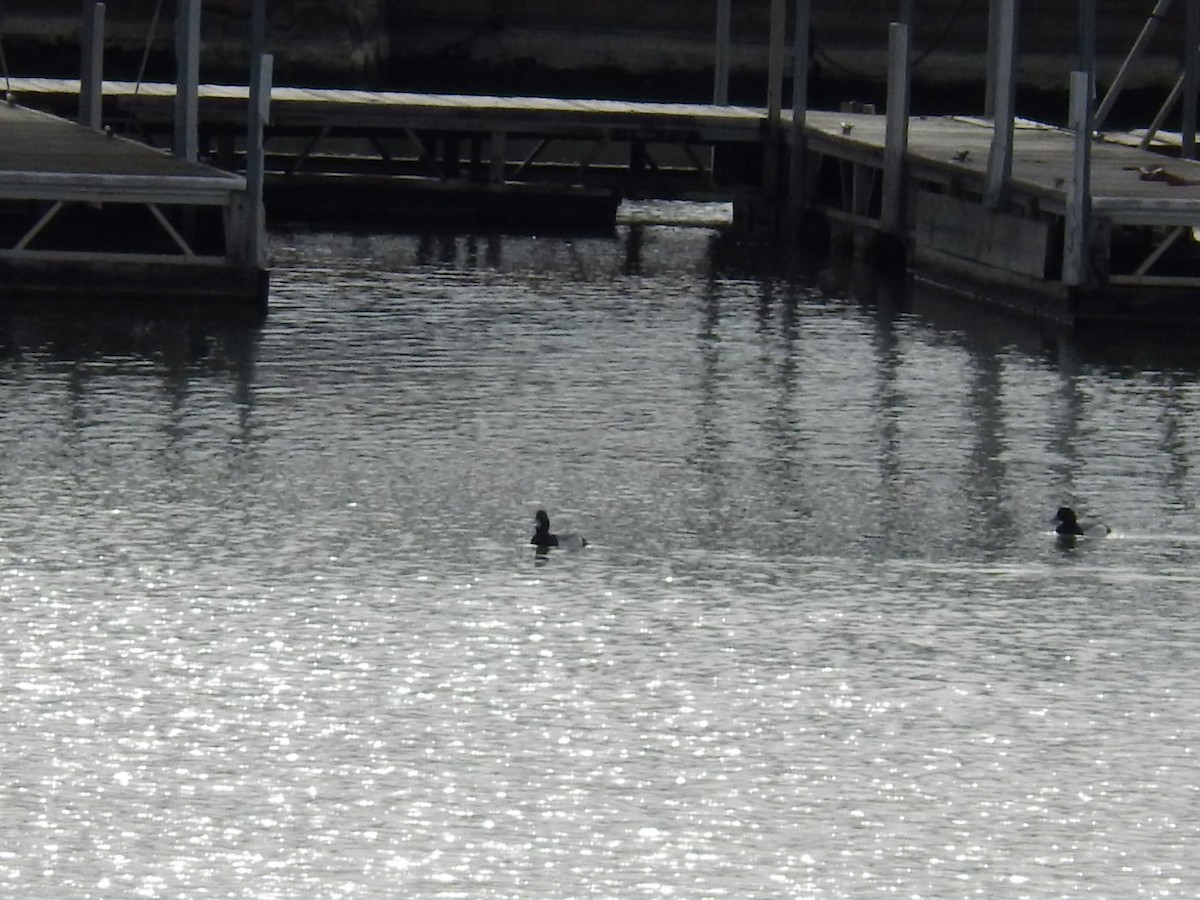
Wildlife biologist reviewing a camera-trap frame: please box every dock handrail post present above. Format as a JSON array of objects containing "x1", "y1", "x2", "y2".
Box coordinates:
[
  {"x1": 1064, "y1": 70, "x2": 1093, "y2": 287},
  {"x1": 714, "y1": 0, "x2": 731, "y2": 105},
  {"x1": 245, "y1": 51, "x2": 271, "y2": 268},
  {"x1": 1184, "y1": 0, "x2": 1199, "y2": 157},
  {"x1": 984, "y1": 0, "x2": 1017, "y2": 210},
  {"x1": 788, "y1": 0, "x2": 810, "y2": 210},
  {"x1": 79, "y1": 1, "x2": 105, "y2": 129},
  {"x1": 173, "y1": 0, "x2": 200, "y2": 162},
  {"x1": 881, "y1": 21, "x2": 910, "y2": 235}
]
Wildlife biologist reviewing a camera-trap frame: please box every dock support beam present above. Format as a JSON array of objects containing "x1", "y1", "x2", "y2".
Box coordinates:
[
  {"x1": 881, "y1": 21, "x2": 910, "y2": 234},
  {"x1": 174, "y1": 0, "x2": 200, "y2": 162},
  {"x1": 79, "y1": 1, "x2": 105, "y2": 129},
  {"x1": 984, "y1": 0, "x2": 1017, "y2": 209},
  {"x1": 1064, "y1": 70, "x2": 1093, "y2": 287},
  {"x1": 1096, "y1": 0, "x2": 1173, "y2": 130},
  {"x1": 714, "y1": 0, "x2": 731, "y2": 105}
]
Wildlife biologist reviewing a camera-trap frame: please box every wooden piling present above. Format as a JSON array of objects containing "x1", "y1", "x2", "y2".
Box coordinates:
[
  {"x1": 984, "y1": 0, "x2": 1017, "y2": 209},
  {"x1": 713, "y1": 0, "x2": 731, "y2": 106},
  {"x1": 881, "y1": 22, "x2": 910, "y2": 235},
  {"x1": 79, "y1": 1, "x2": 104, "y2": 130},
  {"x1": 1063, "y1": 70, "x2": 1093, "y2": 288},
  {"x1": 174, "y1": 0, "x2": 200, "y2": 162},
  {"x1": 763, "y1": 0, "x2": 787, "y2": 198},
  {"x1": 789, "y1": 0, "x2": 811, "y2": 211}
]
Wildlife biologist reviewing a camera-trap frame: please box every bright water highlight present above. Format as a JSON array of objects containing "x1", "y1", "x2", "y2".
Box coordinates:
[{"x1": 2, "y1": 214, "x2": 1199, "y2": 897}]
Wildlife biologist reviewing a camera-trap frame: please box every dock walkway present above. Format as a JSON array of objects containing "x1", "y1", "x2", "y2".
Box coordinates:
[
  {"x1": 7, "y1": 77, "x2": 768, "y2": 140},
  {"x1": 800, "y1": 109, "x2": 1200, "y2": 321},
  {"x1": 0, "y1": 99, "x2": 265, "y2": 306},
  {"x1": 8, "y1": 77, "x2": 1200, "y2": 322},
  {"x1": 6, "y1": 77, "x2": 768, "y2": 216}
]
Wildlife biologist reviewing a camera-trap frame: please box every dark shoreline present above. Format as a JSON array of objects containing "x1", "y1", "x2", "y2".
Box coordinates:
[
  {"x1": 0, "y1": 32, "x2": 1179, "y2": 134},
  {"x1": 0, "y1": 1, "x2": 1185, "y2": 132}
]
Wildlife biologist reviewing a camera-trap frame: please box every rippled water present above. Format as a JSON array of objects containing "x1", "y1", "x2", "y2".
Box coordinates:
[{"x1": 2, "y1": 208, "x2": 1200, "y2": 898}]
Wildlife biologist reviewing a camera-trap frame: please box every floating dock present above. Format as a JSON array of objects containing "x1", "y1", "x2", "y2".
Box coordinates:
[
  {"x1": 8, "y1": 0, "x2": 1200, "y2": 323},
  {"x1": 10, "y1": 73, "x2": 1200, "y2": 325},
  {"x1": 0, "y1": 98, "x2": 267, "y2": 308},
  {"x1": 800, "y1": 109, "x2": 1200, "y2": 325},
  {"x1": 17, "y1": 73, "x2": 1200, "y2": 325},
  {"x1": 9, "y1": 0, "x2": 1200, "y2": 325},
  {"x1": 6, "y1": 76, "x2": 767, "y2": 221}
]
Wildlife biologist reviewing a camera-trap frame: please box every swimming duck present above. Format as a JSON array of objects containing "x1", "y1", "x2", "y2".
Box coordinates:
[
  {"x1": 531, "y1": 509, "x2": 588, "y2": 551},
  {"x1": 1053, "y1": 506, "x2": 1110, "y2": 537}
]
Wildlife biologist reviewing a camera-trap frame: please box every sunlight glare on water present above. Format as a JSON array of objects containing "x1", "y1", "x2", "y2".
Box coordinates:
[{"x1": 1, "y1": 214, "x2": 1199, "y2": 897}]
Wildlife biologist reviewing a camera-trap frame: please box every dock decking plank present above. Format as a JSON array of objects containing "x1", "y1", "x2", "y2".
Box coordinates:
[
  {"x1": 0, "y1": 103, "x2": 242, "y2": 187},
  {"x1": 802, "y1": 109, "x2": 1200, "y2": 222}
]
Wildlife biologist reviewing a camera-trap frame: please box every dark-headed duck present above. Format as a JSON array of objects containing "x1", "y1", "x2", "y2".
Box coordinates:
[
  {"x1": 531, "y1": 509, "x2": 588, "y2": 551},
  {"x1": 1053, "y1": 506, "x2": 1110, "y2": 538}
]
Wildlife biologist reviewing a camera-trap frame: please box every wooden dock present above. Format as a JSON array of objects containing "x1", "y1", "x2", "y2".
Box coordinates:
[
  {"x1": 8, "y1": 74, "x2": 1200, "y2": 324},
  {"x1": 799, "y1": 109, "x2": 1200, "y2": 324},
  {"x1": 0, "y1": 98, "x2": 266, "y2": 308},
  {"x1": 5, "y1": 77, "x2": 767, "y2": 215}
]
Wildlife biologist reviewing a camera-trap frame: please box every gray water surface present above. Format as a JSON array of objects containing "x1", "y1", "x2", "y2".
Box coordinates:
[{"x1": 2, "y1": 215, "x2": 1199, "y2": 898}]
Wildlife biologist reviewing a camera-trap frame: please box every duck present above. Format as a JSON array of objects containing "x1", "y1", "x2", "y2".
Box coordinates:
[
  {"x1": 1053, "y1": 506, "x2": 1111, "y2": 538},
  {"x1": 531, "y1": 509, "x2": 588, "y2": 551}
]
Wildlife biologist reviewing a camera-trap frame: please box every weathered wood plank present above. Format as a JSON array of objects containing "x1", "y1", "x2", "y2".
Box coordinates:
[
  {"x1": 0, "y1": 172, "x2": 244, "y2": 204},
  {"x1": 0, "y1": 104, "x2": 242, "y2": 182},
  {"x1": 913, "y1": 190, "x2": 1050, "y2": 279}
]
